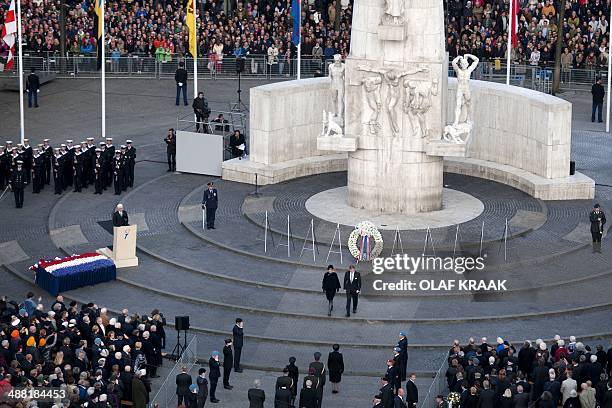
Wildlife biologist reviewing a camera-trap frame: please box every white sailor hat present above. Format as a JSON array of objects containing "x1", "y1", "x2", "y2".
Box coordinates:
[
  {"x1": 120, "y1": 145, "x2": 127, "y2": 149},
  {"x1": 99, "y1": 141, "x2": 106, "y2": 145},
  {"x1": 43, "y1": 139, "x2": 50, "y2": 142},
  {"x1": 81, "y1": 141, "x2": 87, "y2": 144},
  {"x1": 75, "y1": 145, "x2": 81, "y2": 148},
  {"x1": 95, "y1": 148, "x2": 102, "y2": 152},
  {"x1": 87, "y1": 137, "x2": 94, "y2": 141},
  {"x1": 60, "y1": 143, "x2": 67, "y2": 147},
  {"x1": 66, "y1": 139, "x2": 73, "y2": 143},
  {"x1": 106, "y1": 137, "x2": 113, "y2": 140},
  {"x1": 5, "y1": 141, "x2": 12, "y2": 144},
  {"x1": 23, "y1": 138, "x2": 29, "y2": 142},
  {"x1": 126, "y1": 140, "x2": 133, "y2": 144},
  {"x1": 16, "y1": 160, "x2": 23, "y2": 164},
  {"x1": 115, "y1": 150, "x2": 121, "y2": 154}
]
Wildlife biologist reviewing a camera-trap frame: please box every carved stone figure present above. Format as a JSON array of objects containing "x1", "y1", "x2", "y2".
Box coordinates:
[
  {"x1": 383, "y1": 0, "x2": 404, "y2": 25},
  {"x1": 443, "y1": 121, "x2": 472, "y2": 143},
  {"x1": 403, "y1": 79, "x2": 439, "y2": 139},
  {"x1": 358, "y1": 65, "x2": 427, "y2": 135},
  {"x1": 451, "y1": 54, "x2": 479, "y2": 126},
  {"x1": 321, "y1": 110, "x2": 344, "y2": 137},
  {"x1": 329, "y1": 54, "x2": 346, "y2": 122},
  {"x1": 358, "y1": 76, "x2": 383, "y2": 134}
]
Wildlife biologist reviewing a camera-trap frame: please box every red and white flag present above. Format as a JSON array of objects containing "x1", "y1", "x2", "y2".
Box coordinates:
[
  {"x1": 510, "y1": 0, "x2": 519, "y2": 48},
  {"x1": 1, "y1": 0, "x2": 17, "y2": 71}
]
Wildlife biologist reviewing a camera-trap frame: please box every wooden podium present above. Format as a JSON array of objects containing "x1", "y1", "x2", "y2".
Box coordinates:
[{"x1": 98, "y1": 225, "x2": 139, "y2": 268}]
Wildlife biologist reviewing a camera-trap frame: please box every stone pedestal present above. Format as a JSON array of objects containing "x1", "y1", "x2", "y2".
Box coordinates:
[{"x1": 347, "y1": 150, "x2": 443, "y2": 213}]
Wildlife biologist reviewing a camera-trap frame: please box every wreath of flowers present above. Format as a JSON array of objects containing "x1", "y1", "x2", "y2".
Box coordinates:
[
  {"x1": 447, "y1": 392, "x2": 461, "y2": 405},
  {"x1": 348, "y1": 221, "x2": 384, "y2": 260}
]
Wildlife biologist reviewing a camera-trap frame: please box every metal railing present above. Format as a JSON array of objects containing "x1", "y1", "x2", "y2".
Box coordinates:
[
  {"x1": 0, "y1": 54, "x2": 332, "y2": 79},
  {"x1": 1, "y1": 53, "x2": 605, "y2": 94},
  {"x1": 149, "y1": 335, "x2": 198, "y2": 408},
  {"x1": 419, "y1": 354, "x2": 449, "y2": 408}
]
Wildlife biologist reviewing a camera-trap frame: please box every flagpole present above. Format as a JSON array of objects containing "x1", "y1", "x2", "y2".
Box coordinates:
[
  {"x1": 16, "y1": 0, "x2": 24, "y2": 144},
  {"x1": 297, "y1": 0, "x2": 301, "y2": 79},
  {"x1": 193, "y1": 0, "x2": 198, "y2": 100},
  {"x1": 607, "y1": 3, "x2": 612, "y2": 132},
  {"x1": 506, "y1": 0, "x2": 513, "y2": 85},
  {"x1": 101, "y1": 0, "x2": 106, "y2": 139}
]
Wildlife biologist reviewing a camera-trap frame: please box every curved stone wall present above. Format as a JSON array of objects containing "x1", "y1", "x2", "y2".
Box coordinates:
[{"x1": 222, "y1": 78, "x2": 594, "y2": 200}]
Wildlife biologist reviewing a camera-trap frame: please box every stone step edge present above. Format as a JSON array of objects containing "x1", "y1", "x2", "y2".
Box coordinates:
[
  {"x1": 170, "y1": 221, "x2": 609, "y2": 299},
  {"x1": 4, "y1": 265, "x2": 612, "y2": 352}
]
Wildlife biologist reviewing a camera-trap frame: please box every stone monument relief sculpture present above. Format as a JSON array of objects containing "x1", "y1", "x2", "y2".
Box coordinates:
[
  {"x1": 403, "y1": 78, "x2": 439, "y2": 139},
  {"x1": 383, "y1": 0, "x2": 404, "y2": 24},
  {"x1": 357, "y1": 65, "x2": 427, "y2": 135}
]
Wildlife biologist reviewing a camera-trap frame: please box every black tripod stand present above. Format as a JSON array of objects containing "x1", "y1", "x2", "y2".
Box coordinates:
[
  {"x1": 231, "y1": 58, "x2": 249, "y2": 113},
  {"x1": 171, "y1": 328, "x2": 188, "y2": 361}
]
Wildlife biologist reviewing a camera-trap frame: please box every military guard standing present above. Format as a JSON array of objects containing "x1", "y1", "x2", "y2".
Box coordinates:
[
  {"x1": 120, "y1": 145, "x2": 128, "y2": 191},
  {"x1": 53, "y1": 148, "x2": 63, "y2": 195},
  {"x1": 589, "y1": 204, "x2": 606, "y2": 253},
  {"x1": 22, "y1": 139, "x2": 33, "y2": 183},
  {"x1": 10, "y1": 160, "x2": 27, "y2": 208},
  {"x1": 125, "y1": 140, "x2": 136, "y2": 188},
  {"x1": 105, "y1": 137, "x2": 115, "y2": 188},
  {"x1": 113, "y1": 150, "x2": 124, "y2": 195},
  {"x1": 80, "y1": 141, "x2": 90, "y2": 188},
  {"x1": 94, "y1": 148, "x2": 104, "y2": 194},
  {"x1": 73, "y1": 145, "x2": 84, "y2": 192},
  {"x1": 10, "y1": 147, "x2": 22, "y2": 172},
  {"x1": 64, "y1": 140, "x2": 74, "y2": 187},
  {"x1": 202, "y1": 182, "x2": 219, "y2": 229},
  {"x1": 43, "y1": 139, "x2": 53, "y2": 185},
  {"x1": 0, "y1": 146, "x2": 8, "y2": 190},
  {"x1": 31, "y1": 148, "x2": 44, "y2": 193},
  {"x1": 86, "y1": 138, "x2": 96, "y2": 185}
]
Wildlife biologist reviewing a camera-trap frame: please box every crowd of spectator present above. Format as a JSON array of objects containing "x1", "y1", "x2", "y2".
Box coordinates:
[
  {"x1": 0, "y1": 293, "x2": 166, "y2": 407},
  {"x1": 442, "y1": 335, "x2": 612, "y2": 408},
  {"x1": 0, "y1": 0, "x2": 353, "y2": 71},
  {"x1": 1, "y1": 0, "x2": 612, "y2": 74},
  {"x1": 446, "y1": 0, "x2": 612, "y2": 71}
]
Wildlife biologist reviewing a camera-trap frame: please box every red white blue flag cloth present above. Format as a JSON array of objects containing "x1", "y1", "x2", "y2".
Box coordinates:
[
  {"x1": 30, "y1": 253, "x2": 115, "y2": 276},
  {"x1": 1, "y1": 0, "x2": 17, "y2": 71}
]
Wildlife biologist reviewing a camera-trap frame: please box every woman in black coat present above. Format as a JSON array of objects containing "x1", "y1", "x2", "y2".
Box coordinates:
[
  {"x1": 327, "y1": 344, "x2": 344, "y2": 393},
  {"x1": 322, "y1": 265, "x2": 341, "y2": 316}
]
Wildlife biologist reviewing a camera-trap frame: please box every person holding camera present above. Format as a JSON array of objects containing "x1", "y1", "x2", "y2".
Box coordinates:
[
  {"x1": 192, "y1": 92, "x2": 211, "y2": 133},
  {"x1": 589, "y1": 203, "x2": 606, "y2": 253}
]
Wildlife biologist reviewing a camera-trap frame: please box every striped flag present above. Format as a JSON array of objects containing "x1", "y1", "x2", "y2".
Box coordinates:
[
  {"x1": 1, "y1": 0, "x2": 17, "y2": 71},
  {"x1": 291, "y1": 0, "x2": 300, "y2": 46},
  {"x1": 510, "y1": 0, "x2": 519, "y2": 48},
  {"x1": 93, "y1": 0, "x2": 104, "y2": 69},
  {"x1": 185, "y1": 0, "x2": 197, "y2": 58}
]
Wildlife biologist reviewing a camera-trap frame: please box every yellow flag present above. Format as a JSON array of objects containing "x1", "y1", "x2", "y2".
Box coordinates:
[{"x1": 186, "y1": 0, "x2": 197, "y2": 58}]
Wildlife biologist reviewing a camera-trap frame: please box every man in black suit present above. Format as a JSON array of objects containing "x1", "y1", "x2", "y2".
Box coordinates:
[
  {"x1": 590, "y1": 203, "x2": 606, "y2": 253},
  {"x1": 209, "y1": 351, "x2": 221, "y2": 403},
  {"x1": 343, "y1": 265, "x2": 362, "y2": 317},
  {"x1": 112, "y1": 204, "x2": 129, "y2": 227},
  {"x1": 175, "y1": 366, "x2": 193, "y2": 406},
  {"x1": 196, "y1": 368, "x2": 209, "y2": 408},
  {"x1": 222, "y1": 339, "x2": 234, "y2": 390},
  {"x1": 512, "y1": 384, "x2": 529, "y2": 408},
  {"x1": 175, "y1": 61, "x2": 188, "y2": 106},
  {"x1": 405, "y1": 373, "x2": 419, "y2": 408},
  {"x1": 478, "y1": 380, "x2": 495, "y2": 408},
  {"x1": 202, "y1": 182, "x2": 219, "y2": 229},
  {"x1": 26, "y1": 67, "x2": 40, "y2": 108},
  {"x1": 232, "y1": 318, "x2": 244, "y2": 372},
  {"x1": 274, "y1": 384, "x2": 292, "y2": 408},
  {"x1": 379, "y1": 377, "x2": 395, "y2": 408},
  {"x1": 247, "y1": 379, "x2": 265, "y2": 408},
  {"x1": 386, "y1": 359, "x2": 401, "y2": 394}
]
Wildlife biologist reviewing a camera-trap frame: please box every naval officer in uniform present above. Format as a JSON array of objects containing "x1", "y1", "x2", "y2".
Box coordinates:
[{"x1": 202, "y1": 182, "x2": 218, "y2": 229}]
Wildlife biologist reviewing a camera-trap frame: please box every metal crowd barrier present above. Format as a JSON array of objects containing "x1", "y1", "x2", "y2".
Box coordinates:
[
  {"x1": 1, "y1": 54, "x2": 605, "y2": 93},
  {"x1": 149, "y1": 335, "x2": 198, "y2": 408},
  {"x1": 419, "y1": 354, "x2": 449, "y2": 408}
]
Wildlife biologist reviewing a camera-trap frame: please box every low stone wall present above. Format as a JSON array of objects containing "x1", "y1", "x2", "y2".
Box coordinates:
[
  {"x1": 447, "y1": 78, "x2": 572, "y2": 179},
  {"x1": 249, "y1": 77, "x2": 334, "y2": 165},
  {"x1": 222, "y1": 78, "x2": 594, "y2": 200}
]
